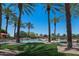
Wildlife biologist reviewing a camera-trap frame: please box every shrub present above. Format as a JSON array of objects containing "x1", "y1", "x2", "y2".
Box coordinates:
[{"x1": 16, "y1": 43, "x2": 58, "y2": 56}]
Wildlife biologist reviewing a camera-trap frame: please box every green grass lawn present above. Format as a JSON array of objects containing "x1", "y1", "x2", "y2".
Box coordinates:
[{"x1": 0, "y1": 43, "x2": 79, "y2": 56}]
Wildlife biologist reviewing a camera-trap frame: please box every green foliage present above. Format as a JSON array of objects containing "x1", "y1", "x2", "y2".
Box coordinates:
[
  {"x1": 19, "y1": 31, "x2": 27, "y2": 38},
  {"x1": 15, "y1": 31, "x2": 38, "y2": 38},
  {"x1": 0, "y1": 44, "x2": 26, "y2": 51},
  {"x1": 1, "y1": 29, "x2": 6, "y2": 33},
  {"x1": 24, "y1": 22, "x2": 34, "y2": 30},
  {"x1": 16, "y1": 43, "x2": 58, "y2": 56},
  {"x1": 43, "y1": 3, "x2": 64, "y2": 14},
  {"x1": 51, "y1": 16, "x2": 62, "y2": 24},
  {"x1": 1, "y1": 43, "x2": 79, "y2": 56},
  {"x1": 3, "y1": 7, "x2": 13, "y2": 19},
  {"x1": 29, "y1": 32, "x2": 36, "y2": 38},
  {"x1": 10, "y1": 3, "x2": 36, "y2": 16}
]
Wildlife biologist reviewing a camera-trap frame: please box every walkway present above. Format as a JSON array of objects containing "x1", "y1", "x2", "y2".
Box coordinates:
[{"x1": 58, "y1": 43, "x2": 79, "y2": 55}]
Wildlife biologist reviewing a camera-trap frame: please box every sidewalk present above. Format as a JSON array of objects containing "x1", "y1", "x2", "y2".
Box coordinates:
[{"x1": 57, "y1": 46, "x2": 79, "y2": 55}]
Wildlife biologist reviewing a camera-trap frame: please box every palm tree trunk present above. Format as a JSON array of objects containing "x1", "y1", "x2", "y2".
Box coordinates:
[
  {"x1": 5, "y1": 16, "x2": 9, "y2": 34},
  {"x1": 0, "y1": 4, "x2": 2, "y2": 38},
  {"x1": 54, "y1": 23, "x2": 56, "y2": 40},
  {"x1": 14, "y1": 23, "x2": 16, "y2": 39},
  {"x1": 47, "y1": 4, "x2": 51, "y2": 42},
  {"x1": 16, "y1": 3, "x2": 22, "y2": 43},
  {"x1": 28, "y1": 28, "x2": 30, "y2": 38},
  {"x1": 65, "y1": 3, "x2": 72, "y2": 49}
]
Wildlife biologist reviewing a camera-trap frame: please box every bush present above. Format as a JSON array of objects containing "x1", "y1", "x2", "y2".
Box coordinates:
[
  {"x1": 16, "y1": 43, "x2": 58, "y2": 56},
  {"x1": 0, "y1": 44, "x2": 26, "y2": 51}
]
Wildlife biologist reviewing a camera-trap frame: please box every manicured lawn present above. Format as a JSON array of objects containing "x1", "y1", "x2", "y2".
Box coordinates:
[{"x1": 0, "y1": 43, "x2": 79, "y2": 56}]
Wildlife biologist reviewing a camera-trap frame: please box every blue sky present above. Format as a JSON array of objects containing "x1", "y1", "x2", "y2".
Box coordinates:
[{"x1": 1, "y1": 4, "x2": 79, "y2": 36}]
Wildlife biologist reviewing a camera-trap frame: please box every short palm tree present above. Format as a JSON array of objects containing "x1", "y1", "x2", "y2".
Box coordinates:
[
  {"x1": 44, "y1": 3, "x2": 63, "y2": 42},
  {"x1": 25, "y1": 22, "x2": 34, "y2": 37},
  {"x1": 9, "y1": 13, "x2": 26, "y2": 38},
  {"x1": 3, "y1": 7, "x2": 13, "y2": 34},
  {"x1": 9, "y1": 13, "x2": 18, "y2": 38},
  {"x1": 11, "y1": 3, "x2": 35, "y2": 43},
  {"x1": 51, "y1": 17, "x2": 61, "y2": 40}
]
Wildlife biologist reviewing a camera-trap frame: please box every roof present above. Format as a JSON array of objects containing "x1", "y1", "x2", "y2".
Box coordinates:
[{"x1": 1, "y1": 33, "x2": 8, "y2": 35}]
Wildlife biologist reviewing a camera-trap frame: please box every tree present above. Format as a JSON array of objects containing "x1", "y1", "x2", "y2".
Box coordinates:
[
  {"x1": 65, "y1": 3, "x2": 72, "y2": 49},
  {"x1": 3, "y1": 7, "x2": 13, "y2": 34},
  {"x1": 19, "y1": 31, "x2": 27, "y2": 38},
  {"x1": 0, "y1": 4, "x2": 5, "y2": 38},
  {"x1": 25, "y1": 22, "x2": 34, "y2": 37},
  {"x1": 11, "y1": 3, "x2": 35, "y2": 43},
  {"x1": 51, "y1": 17, "x2": 61, "y2": 40},
  {"x1": 60, "y1": 4, "x2": 78, "y2": 48},
  {"x1": 47, "y1": 4, "x2": 51, "y2": 42},
  {"x1": 0, "y1": 4, "x2": 2, "y2": 38},
  {"x1": 9, "y1": 13, "x2": 18, "y2": 38},
  {"x1": 44, "y1": 3, "x2": 63, "y2": 42},
  {"x1": 9, "y1": 13, "x2": 26, "y2": 38},
  {"x1": 1, "y1": 29, "x2": 6, "y2": 33}
]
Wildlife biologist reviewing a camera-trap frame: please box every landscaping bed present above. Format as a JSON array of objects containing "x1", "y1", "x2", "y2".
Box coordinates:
[{"x1": 0, "y1": 43, "x2": 79, "y2": 56}]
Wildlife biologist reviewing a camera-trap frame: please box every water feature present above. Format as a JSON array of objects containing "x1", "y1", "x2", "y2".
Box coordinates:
[{"x1": 20, "y1": 38, "x2": 48, "y2": 43}]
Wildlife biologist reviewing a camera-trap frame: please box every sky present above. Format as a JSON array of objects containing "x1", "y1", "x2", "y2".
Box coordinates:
[{"x1": 1, "y1": 3, "x2": 79, "y2": 36}]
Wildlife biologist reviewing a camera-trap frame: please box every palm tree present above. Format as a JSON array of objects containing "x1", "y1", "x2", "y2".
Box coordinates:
[
  {"x1": 47, "y1": 4, "x2": 51, "y2": 42},
  {"x1": 0, "y1": 4, "x2": 2, "y2": 38},
  {"x1": 53, "y1": 3, "x2": 77, "y2": 48},
  {"x1": 65, "y1": 3, "x2": 72, "y2": 49},
  {"x1": 9, "y1": 13, "x2": 18, "y2": 38},
  {"x1": 9, "y1": 13, "x2": 26, "y2": 39},
  {"x1": 44, "y1": 3, "x2": 63, "y2": 42},
  {"x1": 16, "y1": 3, "x2": 22, "y2": 43},
  {"x1": 13, "y1": 15, "x2": 18, "y2": 38},
  {"x1": 25, "y1": 22, "x2": 34, "y2": 37},
  {"x1": 11, "y1": 3, "x2": 35, "y2": 43},
  {"x1": 51, "y1": 17, "x2": 61, "y2": 40},
  {"x1": 3, "y1": 7, "x2": 13, "y2": 34}
]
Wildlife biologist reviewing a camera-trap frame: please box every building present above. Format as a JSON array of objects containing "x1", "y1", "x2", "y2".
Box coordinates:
[{"x1": 0, "y1": 33, "x2": 8, "y2": 38}]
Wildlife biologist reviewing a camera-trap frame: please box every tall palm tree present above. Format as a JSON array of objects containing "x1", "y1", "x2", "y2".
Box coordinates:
[
  {"x1": 25, "y1": 22, "x2": 34, "y2": 37},
  {"x1": 55, "y1": 3, "x2": 77, "y2": 48},
  {"x1": 0, "y1": 4, "x2": 2, "y2": 38},
  {"x1": 9, "y1": 13, "x2": 18, "y2": 38},
  {"x1": 9, "y1": 13, "x2": 26, "y2": 39},
  {"x1": 51, "y1": 17, "x2": 61, "y2": 40},
  {"x1": 47, "y1": 4, "x2": 51, "y2": 42},
  {"x1": 44, "y1": 3, "x2": 63, "y2": 42},
  {"x1": 65, "y1": 3, "x2": 72, "y2": 49},
  {"x1": 13, "y1": 15, "x2": 18, "y2": 38},
  {"x1": 16, "y1": 3, "x2": 22, "y2": 43},
  {"x1": 3, "y1": 7, "x2": 13, "y2": 34},
  {"x1": 11, "y1": 3, "x2": 35, "y2": 43}
]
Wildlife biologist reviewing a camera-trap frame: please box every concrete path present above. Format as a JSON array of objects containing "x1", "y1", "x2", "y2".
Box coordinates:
[{"x1": 57, "y1": 45, "x2": 79, "y2": 55}]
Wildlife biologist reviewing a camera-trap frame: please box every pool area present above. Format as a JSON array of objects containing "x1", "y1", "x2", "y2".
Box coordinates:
[
  {"x1": 0, "y1": 38, "x2": 48, "y2": 45},
  {"x1": 20, "y1": 38, "x2": 48, "y2": 43}
]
